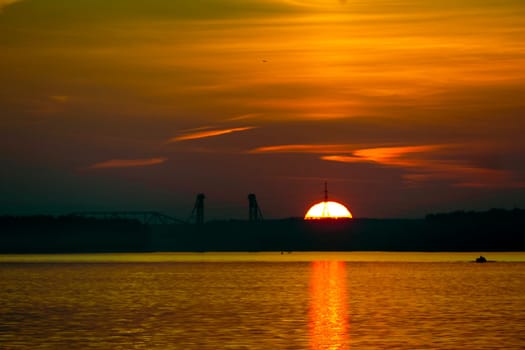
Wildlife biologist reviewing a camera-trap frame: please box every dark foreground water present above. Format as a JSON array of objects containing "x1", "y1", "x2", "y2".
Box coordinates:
[{"x1": 1, "y1": 252, "x2": 525, "y2": 349}]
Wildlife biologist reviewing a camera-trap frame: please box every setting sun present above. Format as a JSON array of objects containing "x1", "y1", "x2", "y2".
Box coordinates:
[{"x1": 304, "y1": 201, "x2": 353, "y2": 220}]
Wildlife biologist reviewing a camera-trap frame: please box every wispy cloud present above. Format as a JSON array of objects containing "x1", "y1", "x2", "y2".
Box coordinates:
[
  {"x1": 50, "y1": 95, "x2": 69, "y2": 103},
  {"x1": 225, "y1": 113, "x2": 261, "y2": 122},
  {"x1": 251, "y1": 142, "x2": 524, "y2": 188},
  {"x1": 249, "y1": 144, "x2": 355, "y2": 154},
  {"x1": 88, "y1": 157, "x2": 167, "y2": 169},
  {"x1": 322, "y1": 145, "x2": 525, "y2": 188},
  {"x1": 321, "y1": 145, "x2": 444, "y2": 167},
  {"x1": 168, "y1": 126, "x2": 256, "y2": 143},
  {"x1": 0, "y1": 0, "x2": 21, "y2": 12},
  {"x1": 401, "y1": 166, "x2": 524, "y2": 189}
]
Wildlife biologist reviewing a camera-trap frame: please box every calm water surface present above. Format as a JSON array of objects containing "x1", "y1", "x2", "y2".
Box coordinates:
[{"x1": 1, "y1": 252, "x2": 524, "y2": 349}]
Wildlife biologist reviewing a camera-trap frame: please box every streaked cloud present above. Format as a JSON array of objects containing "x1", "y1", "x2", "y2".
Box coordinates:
[
  {"x1": 322, "y1": 145, "x2": 444, "y2": 167},
  {"x1": 402, "y1": 167, "x2": 525, "y2": 189},
  {"x1": 168, "y1": 126, "x2": 256, "y2": 142},
  {"x1": 225, "y1": 113, "x2": 261, "y2": 122},
  {"x1": 249, "y1": 144, "x2": 355, "y2": 154},
  {"x1": 88, "y1": 157, "x2": 167, "y2": 169},
  {"x1": 50, "y1": 95, "x2": 69, "y2": 103},
  {"x1": 251, "y1": 142, "x2": 524, "y2": 188},
  {"x1": 322, "y1": 145, "x2": 525, "y2": 188},
  {"x1": 0, "y1": 0, "x2": 21, "y2": 12}
]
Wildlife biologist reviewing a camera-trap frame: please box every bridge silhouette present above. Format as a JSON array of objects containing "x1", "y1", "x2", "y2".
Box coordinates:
[
  {"x1": 68, "y1": 211, "x2": 186, "y2": 225},
  {"x1": 68, "y1": 193, "x2": 264, "y2": 224}
]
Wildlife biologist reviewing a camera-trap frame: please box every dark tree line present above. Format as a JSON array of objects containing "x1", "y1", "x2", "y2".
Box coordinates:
[
  {"x1": 0, "y1": 215, "x2": 151, "y2": 253},
  {"x1": 1, "y1": 209, "x2": 524, "y2": 252}
]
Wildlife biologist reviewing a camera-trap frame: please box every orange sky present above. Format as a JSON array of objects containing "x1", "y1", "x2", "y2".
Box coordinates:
[{"x1": 1, "y1": 0, "x2": 524, "y2": 218}]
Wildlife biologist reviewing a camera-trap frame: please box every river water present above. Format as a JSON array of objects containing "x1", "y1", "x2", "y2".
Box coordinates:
[{"x1": 1, "y1": 252, "x2": 524, "y2": 349}]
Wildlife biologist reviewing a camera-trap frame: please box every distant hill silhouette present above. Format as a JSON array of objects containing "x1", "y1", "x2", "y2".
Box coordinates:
[{"x1": 1, "y1": 209, "x2": 524, "y2": 253}]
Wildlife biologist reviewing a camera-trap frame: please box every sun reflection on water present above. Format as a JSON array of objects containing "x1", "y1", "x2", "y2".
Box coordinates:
[{"x1": 309, "y1": 261, "x2": 349, "y2": 350}]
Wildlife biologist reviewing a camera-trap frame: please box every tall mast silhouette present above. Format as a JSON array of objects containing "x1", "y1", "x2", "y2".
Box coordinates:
[
  {"x1": 321, "y1": 181, "x2": 329, "y2": 217},
  {"x1": 190, "y1": 193, "x2": 205, "y2": 224},
  {"x1": 248, "y1": 193, "x2": 263, "y2": 222}
]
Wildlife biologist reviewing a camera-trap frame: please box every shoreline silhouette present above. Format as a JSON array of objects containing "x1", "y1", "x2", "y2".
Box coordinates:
[{"x1": 1, "y1": 208, "x2": 524, "y2": 253}]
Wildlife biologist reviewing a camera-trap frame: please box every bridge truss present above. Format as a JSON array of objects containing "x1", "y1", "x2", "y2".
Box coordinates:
[{"x1": 68, "y1": 211, "x2": 186, "y2": 225}]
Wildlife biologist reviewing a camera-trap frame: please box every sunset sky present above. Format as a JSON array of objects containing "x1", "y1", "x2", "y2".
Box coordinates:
[{"x1": 1, "y1": 0, "x2": 524, "y2": 219}]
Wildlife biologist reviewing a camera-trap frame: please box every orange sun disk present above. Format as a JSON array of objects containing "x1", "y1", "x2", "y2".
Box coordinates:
[{"x1": 304, "y1": 201, "x2": 353, "y2": 220}]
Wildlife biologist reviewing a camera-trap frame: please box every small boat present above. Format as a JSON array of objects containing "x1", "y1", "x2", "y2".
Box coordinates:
[{"x1": 475, "y1": 255, "x2": 487, "y2": 263}]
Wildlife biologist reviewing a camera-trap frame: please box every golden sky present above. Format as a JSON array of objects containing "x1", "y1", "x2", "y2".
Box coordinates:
[{"x1": 1, "y1": 0, "x2": 524, "y2": 218}]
